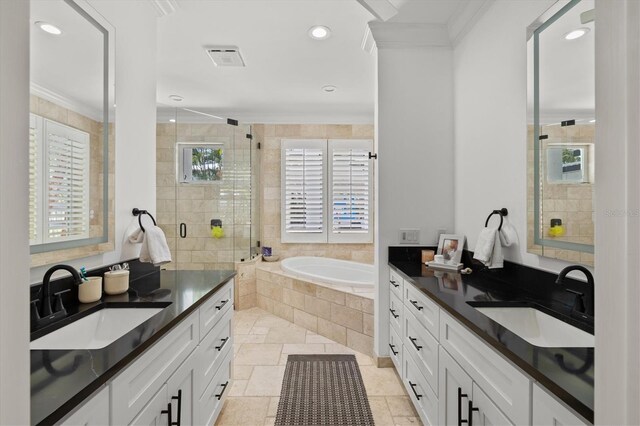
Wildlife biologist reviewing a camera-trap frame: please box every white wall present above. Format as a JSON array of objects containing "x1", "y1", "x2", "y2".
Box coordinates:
[
  {"x1": 0, "y1": 0, "x2": 30, "y2": 423},
  {"x1": 375, "y1": 43, "x2": 455, "y2": 356},
  {"x1": 594, "y1": 1, "x2": 640, "y2": 423},
  {"x1": 30, "y1": 0, "x2": 158, "y2": 282},
  {"x1": 452, "y1": 0, "x2": 584, "y2": 274}
]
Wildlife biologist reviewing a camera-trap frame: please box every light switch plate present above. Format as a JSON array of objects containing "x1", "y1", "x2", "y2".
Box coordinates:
[{"x1": 399, "y1": 228, "x2": 420, "y2": 244}]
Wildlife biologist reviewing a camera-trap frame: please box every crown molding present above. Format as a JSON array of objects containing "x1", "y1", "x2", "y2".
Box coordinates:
[
  {"x1": 148, "y1": 0, "x2": 179, "y2": 17},
  {"x1": 355, "y1": 0, "x2": 398, "y2": 21},
  {"x1": 447, "y1": 0, "x2": 494, "y2": 47},
  {"x1": 31, "y1": 83, "x2": 103, "y2": 122},
  {"x1": 366, "y1": 22, "x2": 451, "y2": 50}
]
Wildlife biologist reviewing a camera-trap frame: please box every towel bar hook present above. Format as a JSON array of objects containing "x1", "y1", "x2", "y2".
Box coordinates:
[
  {"x1": 484, "y1": 208, "x2": 508, "y2": 231},
  {"x1": 132, "y1": 208, "x2": 157, "y2": 233}
]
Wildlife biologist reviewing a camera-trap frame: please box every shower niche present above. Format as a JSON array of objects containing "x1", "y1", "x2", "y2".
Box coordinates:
[{"x1": 156, "y1": 108, "x2": 260, "y2": 270}]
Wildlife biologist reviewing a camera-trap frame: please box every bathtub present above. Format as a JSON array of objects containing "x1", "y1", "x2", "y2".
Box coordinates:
[{"x1": 280, "y1": 256, "x2": 374, "y2": 288}]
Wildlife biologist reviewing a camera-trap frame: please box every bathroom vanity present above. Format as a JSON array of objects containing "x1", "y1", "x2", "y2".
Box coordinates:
[
  {"x1": 30, "y1": 269, "x2": 235, "y2": 425},
  {"x1": 388, "y1": 249, "x2": 593, "y2": 425}
]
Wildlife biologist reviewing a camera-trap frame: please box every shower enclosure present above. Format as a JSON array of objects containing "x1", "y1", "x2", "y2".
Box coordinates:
[{"x1": 156, "y1": 108, "x2": 260, "y2": 270}]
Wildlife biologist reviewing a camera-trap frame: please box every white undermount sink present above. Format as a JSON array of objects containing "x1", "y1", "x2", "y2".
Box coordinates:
[
  {"x1": 474, "y1": 307, "x2": 594, "y2": 348},
  {"x1": 30, "y1": 308, "x2": 164, "y2": 350}
]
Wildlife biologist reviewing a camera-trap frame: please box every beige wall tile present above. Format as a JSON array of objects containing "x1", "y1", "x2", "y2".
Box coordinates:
[
  {"x1": 317, "y1": 318, "x2": 347, "y2": 345},
  {"x1": 293, "y1": 309, "x2": 318, "y2": 333},
  {"x1": 331, "y1": 304, "x2": 363, "y2": 332}
]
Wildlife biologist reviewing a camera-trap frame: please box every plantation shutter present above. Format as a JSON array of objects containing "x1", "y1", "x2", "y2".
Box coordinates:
[
  {"x1": 29, "y1": 114, "x2": 42, "y2": 244},
  {"x1": 43, "y1": 119, "x2": 90, "y2": 243},
  {"x1": 328, "y1": 139, "x2": 373, "y2": 243},
  {"x1": 281, "y1": 139, "x2": 326, "y2": 243}
]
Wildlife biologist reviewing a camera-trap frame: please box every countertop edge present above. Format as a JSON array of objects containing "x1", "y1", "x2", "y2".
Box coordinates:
[
  {"x1": 388, "y1": 263, "x2": 594, "y2": 424},
  {"x1": 36, "y1": 272, "x2": 236, "y2": 426}
]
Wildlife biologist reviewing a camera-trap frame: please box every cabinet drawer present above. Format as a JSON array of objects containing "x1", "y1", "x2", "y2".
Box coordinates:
[
  {"x1": 389, "y1": 324, "x2": 403, "y2": 374},
  {"x1": 404, "y1": 283, "x2": 439, "y2": 340},
  {"x1": 128, "y1": 384, "x2": 168, "y2": 426},
  {"x1": 389, "y1": 291, "x2": 403, "y2": 337},
  {"x1": 389, "y1": 269, "x2": 403, "y2": 300},
  {"x1": 439, "y1": 311, "x2": 530, "y2": 426},
  {"x1": 199, "y1": 279, "x2": 234, "y2": 342},
  {"x1": 196, "y1": 307, "x2": 233, "y2": 398},
  {"x1": 110, "y1": 313, "x2": 199, "y2": 425},
  {"x1": 404, "y1": 307, "x2": 439, "y2": 396},
  {"x1": 60, "y1": 386, "x2": 109, "y2": 426},
  {"x1": 472, "y1": 382, "x2": 514, "y2": 426},
  {"x1": 532, "y1": 384, "x2": 588, "y2": 426},
  {"x1": 403, "y1": 348, "x2": 439, "y2": 426},
  {"x1": 198, "y1": 350, "x2": 232, "y2": 426}
]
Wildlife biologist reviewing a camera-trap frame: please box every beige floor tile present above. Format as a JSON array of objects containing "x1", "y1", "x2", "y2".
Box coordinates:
[
  {"x1": 244, "y1": 366, "x2": 286, "y2": 396},
  {"x1": 278, "y1": 353, "x2": 289, "y2": 365},
  {"x1": 355, "y1": 353, "x2": 375, "y2": 366},
  {"x1": 228, "y1": 380, "x2": 248, "y2": 396},
  {"x1": 360, "y1": 365, "x2": 406, "y2": 396},
  {"x1": 235, "y1": 334, "x2": 267, "y2": 344},
  {"x1": 306, "y1": 333, "x2": 335, "y2": 344},
  {"x1": 264, "y1": 327, "x2": 307, "y2": 344},
  {"x1": 324, "y1": 343, "x2": 357, "y2": 354},
  {"x1": 264, "y1": 417, "x2": 276, "y2": 426},
  {"x1": 232, "y1": 365, "x2": 253, "y2": 380},
  {"x1": 386, "y1": 396, "x2": 418, "y2": 417},
  {"x1": 249, "y1": 326, "x2": 270, "y2": 335},
  {"x1": 368, "y1": 396, "x2": 394, "y2": 425},
  {"x1": 281, "y1": 343, "x2": 326, "y2": 354},
  {"x1": 393, "y1": 416, "x2": 422, "y2": 425},
  {"x1": 254, "y1": 315, "x2": 293, "y2": 329},
  {"x1": 234, "y1": 343, "x2": 283, "y2": 365},
  {"x1": 215, "y1": 397, "x2": 270, "y2": 425},
  {"x1": 267, "y1": 397, "x2": 280, "y2": 417}
]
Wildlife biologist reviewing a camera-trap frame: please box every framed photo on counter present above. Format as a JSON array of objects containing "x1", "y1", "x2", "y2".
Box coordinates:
[{"x1": 437, "y1": 234, "x2": 466, "y2": 265}]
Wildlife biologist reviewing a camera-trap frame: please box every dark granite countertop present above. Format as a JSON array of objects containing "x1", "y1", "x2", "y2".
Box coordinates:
[
  {"x1": 389, "y1": 259, "x2": 594, "y2": 424},
  {"x1": 30, "y1": 269, "x2": 235, "y2": 426}
]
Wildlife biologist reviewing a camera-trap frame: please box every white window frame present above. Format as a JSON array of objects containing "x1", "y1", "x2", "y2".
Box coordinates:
[
  {"x1": 29, "y1": 114, "x2": 91, "y2": 245},
  {"x1": 281, "y1": 138, "x2": 373, "y2": 244}
]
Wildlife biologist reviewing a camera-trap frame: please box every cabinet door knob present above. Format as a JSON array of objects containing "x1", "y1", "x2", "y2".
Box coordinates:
[
  {"x1": 390, "y1": 280, "x2": 399, "y2": 288},
  {"x1": 468, "y1": 400, "x2": 479, "y2": 426},
  {"x1": 215, "y1": 299, "x2": 229, "y2": 310},
  {"x1": 389, "y1": 343, "x2": 398, "y2": 356},
  {"x1": 171, "y1": 389, "x2": 182, "y2": 426},
  {"x1": 458, "y1": 387, "x2": 468, "y2": 426},
  {"x1": 389, "y1": 308, "x2": 399, "y2": 319},
  {"x1": 410, "y1": 300, "x2": 423, "y2": 311},
  {"x1": 161, "y1": 401, "x2": 172, "y2": 426},
  {"x1": 409, "y1": 336, "x2": 423, "y2": 351},
  {"x1": 215, "y1": 337, "x2": 229, "y2": 351},
  {"x1": 215, "y1": 381, "x2": 229, "y2": 400},
  {"x1": 408, "y1": 381, "x2": 422, "y2": 400}
]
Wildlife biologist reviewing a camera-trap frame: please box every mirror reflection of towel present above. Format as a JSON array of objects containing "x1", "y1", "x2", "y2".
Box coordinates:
[{"x1": 473, "y1": 227, "x2": 503, "y2": 269}]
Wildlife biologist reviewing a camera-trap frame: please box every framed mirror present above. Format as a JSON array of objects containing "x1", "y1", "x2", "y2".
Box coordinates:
[
  {"x1": 29, "y1": 0, "x2": 115, "y2": 266},
  {"x1": 527, "y1": 0, "x2": 594, "y2": 266}
]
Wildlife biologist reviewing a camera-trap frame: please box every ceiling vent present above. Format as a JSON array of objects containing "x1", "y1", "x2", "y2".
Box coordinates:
[{"x1": 205, "y1": 46, "x2": 246, "y2": 67}]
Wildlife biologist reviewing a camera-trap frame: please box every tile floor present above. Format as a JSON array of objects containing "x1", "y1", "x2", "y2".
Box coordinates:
[{"x1": 215, "y1": 307, "x2": 422, "y2": 426}]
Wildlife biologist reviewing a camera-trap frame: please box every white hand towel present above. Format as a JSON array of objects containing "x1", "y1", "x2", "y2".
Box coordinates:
[
  {"x1": 473, "y1": 227, "x2": 504, "y2": 269},
  {"x1": 143, "y1": 225, "x2": 172, "y2": 266},
  {"x1": 499, "y1": 222, "x2": 516, "y2": 247}
]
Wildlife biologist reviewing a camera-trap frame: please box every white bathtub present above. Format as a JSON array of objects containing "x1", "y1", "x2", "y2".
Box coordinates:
[{"x1": 280, "y1": 257, "x2": 374, "y2": 288}]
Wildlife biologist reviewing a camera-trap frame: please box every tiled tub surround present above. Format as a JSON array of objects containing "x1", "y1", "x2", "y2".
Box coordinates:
[
  {"x1": 253, "y1": 123, "x2": 374, "y2": 263},
  {"x1": 388, "y1": 246, "x2": 594, "y2": 423},
  {"x1": 254, "y1": 261, "x2": 375, "y2": 357},
  {"x1": 31, "y1": 266, "x2": 236, "y2": 425},
  {"x1": 235, "y1": 256, "x2": 260, "y2": 310}
]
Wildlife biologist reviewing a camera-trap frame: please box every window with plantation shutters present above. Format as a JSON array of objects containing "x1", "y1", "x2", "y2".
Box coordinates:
[
  {"x1": 281, "y1": 138, "x2": 373, "y2": 244},
  {"x1": 328, "y1": 139, "x2": 373, "y2": 243},
  {"x1": 29, "y1": 114, "x2": 90, "y2": 245},
  {"x1": 281, "y1": 139, "x2": 326, "y2": 243}
]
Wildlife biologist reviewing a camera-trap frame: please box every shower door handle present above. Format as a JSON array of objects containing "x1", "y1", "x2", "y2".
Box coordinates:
[{"x1": 180, "y1": 223, "x2": 187, "y2": 238}]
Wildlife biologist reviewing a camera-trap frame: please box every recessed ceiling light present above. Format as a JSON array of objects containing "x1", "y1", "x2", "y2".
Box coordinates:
[
  {"x1": 169, "y1": 119, "x2": 176, "y2": 123},
  {"x1": 168, "y1": 94, "x2": 184, "y2": 102},
  {"x1": 309, "y1": 26, "x2": 331, "y2": 40},
  {"x1": 322, "y1": 85, "x2": 337, "y2": 93},
  {"x1": 589, "y1": 119, "x2": 596, "y2": 123},
  {"x1": 564, "y1": 27, "x2": 590, "y2": 40},
  {"x1": 36, "y1": 21, "x2": 62, "y2": 35}
]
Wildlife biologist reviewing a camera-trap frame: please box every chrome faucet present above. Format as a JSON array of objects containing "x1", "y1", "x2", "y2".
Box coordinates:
[
  {"x1": 32, "y1": 265, "x2": 83, "y2": 330},
  {"x1": 555, "y1": 265, "x2": 594, "y2": 321}
]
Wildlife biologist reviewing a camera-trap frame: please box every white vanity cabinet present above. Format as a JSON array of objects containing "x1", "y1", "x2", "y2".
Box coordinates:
[
  {"x1": 533, "y1": 384, "x2": 588, "y2": 426},
  {"x1": 60, "y1": 278, "x2": 234, "y2": 426}
]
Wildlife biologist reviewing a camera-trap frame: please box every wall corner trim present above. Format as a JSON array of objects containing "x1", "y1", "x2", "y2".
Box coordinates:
[{"x1": 367, "y1": 22, "x2": 451, "y2": 49}]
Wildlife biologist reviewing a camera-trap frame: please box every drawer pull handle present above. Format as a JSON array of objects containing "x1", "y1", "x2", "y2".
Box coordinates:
[
  {"x1": 409, "y1": 336, "x2": 422, "y2": 351},
  {"x1": 171, "y1": 389, "x2": 182, "y2": 426},
  {"x1": 215, "y1": 299, "x2": 229, "y2": 310},
  {"x1": 410, "y1": 300, "x2": 423, "y2": 311},
  {"x1": 390, "y1": 280, "x2": 399, "y2": 288},
  {"x1": 408, "y1": 381, "x2": 422, "y2": 400},
  {"x1": 468, "y1": 401, "x2": 479, "y2": 426},
  {"x1": 389, "y1": 308, "x2": 399, "y2": 319},
  {"x1": 161, "y1": 402, "x2": 173, "y2": 426},
  {"x1": 389, "y1": 343, "x2": 398, "y2": 356},
  {"x1": 216, "y1": 381, "x2": 229, "y2": 400},
  {"x1": 458, "y1": 387, "x2": 469, "y2": 426},
  {"x1": 215, "y1": 337, "x2": 229, "y2": 351}
]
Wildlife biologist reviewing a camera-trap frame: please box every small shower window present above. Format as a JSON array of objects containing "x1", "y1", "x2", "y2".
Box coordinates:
[{"x1": 178, "y1": 143, "x2": 223, "y2": 183}]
